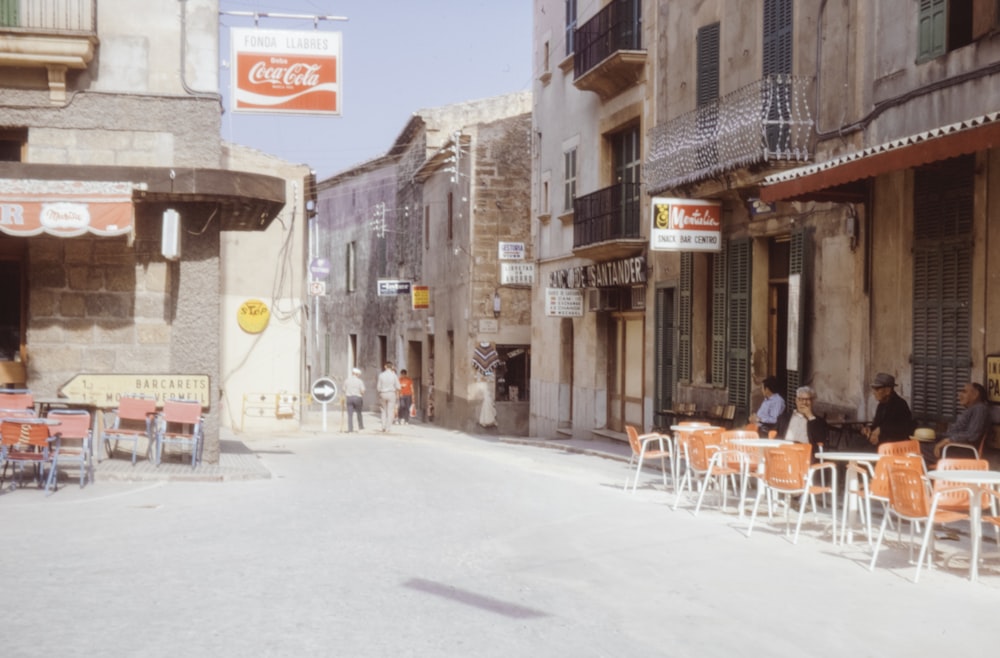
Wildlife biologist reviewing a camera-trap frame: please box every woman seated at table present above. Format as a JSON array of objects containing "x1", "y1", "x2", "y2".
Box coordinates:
[{"x1": 778, "y1": 386, "x2": 829, "y2": 452}]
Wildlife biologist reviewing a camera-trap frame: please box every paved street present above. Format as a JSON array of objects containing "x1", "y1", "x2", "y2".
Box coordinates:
[{"x1": 3, "y1": 418, "x2": 999, "y2": 657}]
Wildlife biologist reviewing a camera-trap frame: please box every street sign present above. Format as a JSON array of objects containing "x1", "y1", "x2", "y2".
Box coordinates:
[
  {"x1": 377, "y1": 279, "x2": 412, "y2": 296},
  {"x1": 310, "y1": 257, "x2": 331, "y2": 278},
  {"x1": 311, "y1": 377, "x2": 338, "y2": 404},
  {"x1": 58, "y1": 373, "x2": 211, "y2": 409},
  {"x1": 309, "y1": 280, "x2": 326, "y2": 296}
]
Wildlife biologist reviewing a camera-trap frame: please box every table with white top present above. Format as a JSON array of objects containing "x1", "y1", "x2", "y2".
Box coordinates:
[
  {"x1": 726, "y1": 438, "x2": 791, "y2": 518},
  {"x1": 925, "y1": 469, "x2": 1000, "y2": 582},
  {"x1": 817, "y1": 451, "x2": 882, "y2": 545},
  {"x1": 669, "y1": 425, "x2": 722, "y2": 502}
]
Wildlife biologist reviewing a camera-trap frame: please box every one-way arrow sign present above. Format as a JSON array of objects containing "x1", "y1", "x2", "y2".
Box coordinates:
[{"x1": 311, "y1": 377, "x2": 338, "y2": 404}]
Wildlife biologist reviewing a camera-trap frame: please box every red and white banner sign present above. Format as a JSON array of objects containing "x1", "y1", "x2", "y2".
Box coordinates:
[
  {"x1": 650, "y1": 197, "x2": 722, "y2": 252},
  {"x1": 0, "y1": 179, "x2": 134, "y2": 237},
  {"x1": 231, "y1": 28, "x2": 341, "y2": 115}
]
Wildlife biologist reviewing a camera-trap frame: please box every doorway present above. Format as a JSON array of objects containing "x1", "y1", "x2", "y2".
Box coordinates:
[
  {"x1": 0, "y1": 239, "x2": 26, "y2": 386},
  {"x1": 608, "y1": 312, "x2": 644, "y2": 432},
  {"x1": 768, "y1": 237, "x2": 790, "y2": 390}
]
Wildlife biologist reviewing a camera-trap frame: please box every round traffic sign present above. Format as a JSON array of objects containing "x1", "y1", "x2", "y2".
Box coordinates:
[{"x1": 311, "y1": 377, "x2": 338, "y2": 403}]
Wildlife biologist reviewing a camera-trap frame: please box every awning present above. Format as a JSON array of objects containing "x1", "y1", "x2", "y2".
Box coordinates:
[
  {"x1": 0, "y1": 179, "x2": 133, "y2": 237},
  {"x1": 759, "y1": 111, "x2": 1000, "y2": 203}
]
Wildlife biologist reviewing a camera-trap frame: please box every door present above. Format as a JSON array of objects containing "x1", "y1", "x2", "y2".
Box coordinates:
[
  {"x1": 0, "y1": 239, "x2": 26, "y2": 386},
  {"x1": 608, "y1": 313, "x2": 644, "y2": 432}
]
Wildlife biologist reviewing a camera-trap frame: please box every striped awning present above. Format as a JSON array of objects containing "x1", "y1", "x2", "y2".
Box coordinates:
[{"x1": 0, "y1": 179, "x2": 133, "y2": 237}]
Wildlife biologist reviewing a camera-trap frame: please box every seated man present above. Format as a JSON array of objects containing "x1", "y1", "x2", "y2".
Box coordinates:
[
  {"x1": 778, "y1": 385, "x2": 829, "y2": 450},
  {"x1": 861, "y1": 372, "x2": 914, "y2": 447},
  {"x1": 924, "y1": 382, "x2": 992, "y2": 464},
  {"x1": 749, "y1": 376, "x2": 784, "y2": 437}
]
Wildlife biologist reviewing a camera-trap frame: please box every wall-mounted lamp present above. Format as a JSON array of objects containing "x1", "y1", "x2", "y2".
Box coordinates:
[
  {"x1": 493, "y1": 290, "x2": 501, "y2": 318},
  {"x1": 162, "y1": 208, "x2": 181, "y2": 260}
]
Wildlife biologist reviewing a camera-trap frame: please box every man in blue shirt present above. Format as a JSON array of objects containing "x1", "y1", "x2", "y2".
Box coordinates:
[
  {"x1": 925, "y1": 382, "x2": 993, "y2": 464},
  {"x1": 750, "y1": 376, "x2": 785, "y2": 437}
]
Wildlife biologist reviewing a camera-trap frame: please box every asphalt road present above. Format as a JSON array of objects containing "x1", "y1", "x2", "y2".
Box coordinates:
[{"x1": 3, "y1": 425, "x2": 998, "y2": 657}]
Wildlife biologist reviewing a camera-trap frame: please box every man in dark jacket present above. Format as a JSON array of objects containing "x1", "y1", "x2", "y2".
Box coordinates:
[{"x1": 861, "y1": 372, "x2": 914, "y2": 446}]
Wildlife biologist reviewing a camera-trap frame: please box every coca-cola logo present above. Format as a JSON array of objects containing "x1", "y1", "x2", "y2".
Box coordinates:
[
  {"x1": 248, "y1": 58, "x2": 322, "y2": 89},
  {"x1": 40, "y1": 202, "x2": 90, "y2": 231}
]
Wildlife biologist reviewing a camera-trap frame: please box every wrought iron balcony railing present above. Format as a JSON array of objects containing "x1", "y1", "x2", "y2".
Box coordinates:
[
  {"x1": 646, "y1": 75, "x2": 813, "y2": 194},
  {"x1": 573, "y1": 182, "x2": 642, "y2": 248},
  {"x1": 574, "y1": 0, "x2": 642, "y2": 80},
  {"x1": 0, "y1": 0, "x2": 96, "y2": 32}
]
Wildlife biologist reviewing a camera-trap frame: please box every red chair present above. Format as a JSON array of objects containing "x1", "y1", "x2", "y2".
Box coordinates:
[
  {"x1": 0, "y1": 418, "x2": 60, "y2": 495},
  {"x1": 103, "y1": 396, "x2": 157, "y2": 465},
  {"x1": 154, "y1": 399, "x2": 204, "y2": 468},
  {"x1": 47, "y1": 409, "x2": 93, "y2": 488}
]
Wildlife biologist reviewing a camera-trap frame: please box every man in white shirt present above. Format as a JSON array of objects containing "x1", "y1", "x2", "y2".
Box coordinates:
[
  {"x1": 781, "y1": 385, "x2": 828, "y2": 450},
  {"x1": 376, "y1": 362, "x2": 401, "y2": 432}
]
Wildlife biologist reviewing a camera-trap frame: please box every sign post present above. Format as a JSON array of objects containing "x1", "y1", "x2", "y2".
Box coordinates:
[{"x1": 311, "y1": 377, "x2": 338, "y2": 431}]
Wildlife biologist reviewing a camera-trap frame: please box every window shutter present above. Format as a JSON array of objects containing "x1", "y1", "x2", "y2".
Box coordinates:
[
  {"x1": 912, "y1": 155, "x2": 974, "y2": 421},
  {"x1": 711, "y1": 242, "x2": 727, "y2": 386},
  {"x1": 654, "y1": 286, "x2": 675, "y2": 426},
  {"x1": 784, "y1": 226, "x2": 812, "y2": 407},
  {"x1": 918, "y1": 0, "x2": 948, "y2": 61},
  {"x1": 763, "y1": 0, "x2": 793, "y2": 76},
  {"x1": 0, "y1": 0, "x2": 17, "y2": 27},
  {"x1": 678, "y1": 253, "x2": 693, "y2": 382},
  {"x1": 696, "y1": 23, "x2": 721, "y2": 106},
  {"x1": 727, "y1": 239, "x2": 751, "y2": 419}
]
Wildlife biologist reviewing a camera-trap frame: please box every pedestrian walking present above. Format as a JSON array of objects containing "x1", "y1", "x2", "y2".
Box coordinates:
[
  {"x1": 397, "y1": 369, "x2": 414, "y2": 424},
  {"x1": 343, "y1": 367, "x2": 366, "y2": 432},
  {"x1": 376, "y1": 361, "x2": 401, "y2": 432}
]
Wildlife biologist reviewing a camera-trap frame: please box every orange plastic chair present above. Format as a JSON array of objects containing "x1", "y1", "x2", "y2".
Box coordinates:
[
  {"x1": 672, "y1": 429, "x2": 741, "y2": 514},
  {"x1": 878, "y1": 439, "x2": 922, "y2": 459},
  {"x1": 0, "y1": 418, "x2": 60, "y2": 495},
  {"x1": 747, "y1": 443, "x2": 838, "y2": 544},
  {"x1": 932, "y1": 458, "x2": 990, "y2": 513},
  {"x1": 847, "y1": 454, "x2": 924, "y2": 544},
  {"x1": 154, "y1": 399, "x2": 204, "y2": 468},
  {"x1": 624, "y1": 424, "x2": 673, "y2": 493},
  {"x1": 0, "y1": 389, "x2": 34, "y2": 412},
  {"x1": 940, "y1": 430, "x2": 991, "y2": 460},
  {"x1": 869, "y1": 465, "x2": 972, "y2": 582},
  {"x1": 103, "y1": 396, "x2": 157, "y2": 465},
  {"x1": 47, "y1": 409, "x2": 93, "y2": 488}
]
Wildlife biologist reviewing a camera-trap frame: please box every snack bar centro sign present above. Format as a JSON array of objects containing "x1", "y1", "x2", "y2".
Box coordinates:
[
  {"x1": 650, "y1": 197, "x2": 722, "y2": 252},
  {"x1": 231, "y1": 28, "x2": 341, "y2": 115}
]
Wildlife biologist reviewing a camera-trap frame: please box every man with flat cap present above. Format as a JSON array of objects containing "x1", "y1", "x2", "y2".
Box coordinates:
[{"x1": 861, "y1": 372, "x2": 914, "y2": 446}]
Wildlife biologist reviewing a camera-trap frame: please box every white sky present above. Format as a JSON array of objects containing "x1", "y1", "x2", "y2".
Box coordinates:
[{"x1": 219, "y1": 0, "x2": 533, "y2": 180}]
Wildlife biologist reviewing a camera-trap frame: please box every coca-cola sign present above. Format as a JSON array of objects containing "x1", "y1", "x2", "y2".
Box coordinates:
[
  {"x1": 649, "y1": 197, "x2": 722, "y2": 252},
  {"x1": 231, "y1": 28, "x2": 341, "y2": 115}
]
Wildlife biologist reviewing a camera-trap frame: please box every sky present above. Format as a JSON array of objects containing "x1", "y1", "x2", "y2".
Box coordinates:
[{"x1": 218, "y1": 0, "x2": 534, "y2": 180}]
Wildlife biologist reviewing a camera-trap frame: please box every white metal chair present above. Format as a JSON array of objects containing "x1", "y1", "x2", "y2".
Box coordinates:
[
  {"x1": 154, "y1": 399, "x2": 204, "y2": 468},
  {"x1": 624, "y1": 425, "x2": 673, "y2": 493}
]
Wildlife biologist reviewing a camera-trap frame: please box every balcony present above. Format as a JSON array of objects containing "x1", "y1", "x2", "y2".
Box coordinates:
[
  {"x1": 572, "y1": 182, "x2": 646, "y2": 260},
  {"x1": 0, "y1": 0, "x2": 98, "y2": 102},
  {"x1": 645, "y1": 75, "x2": 814, "y2": 194},
  {"x1": 573, "y1": 0, "x2": 645, "y2": 100}
]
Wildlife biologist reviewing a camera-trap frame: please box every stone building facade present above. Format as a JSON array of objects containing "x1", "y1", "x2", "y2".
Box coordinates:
[
  {"x1": 0, "y1": 0, "x2": 299, "y2": 462},
  {"x1": 311, "y1": 93, "x2": 533, "y2": 434}
]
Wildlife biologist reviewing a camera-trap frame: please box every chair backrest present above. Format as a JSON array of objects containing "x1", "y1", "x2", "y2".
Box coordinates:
[
  {"x1": 721, "y1": 430, "x2": 759, "y2": 444},
  {"x1": 762, "y1": 446, "x2": 808, "y2": 492},
  {"x1": 686, "y1": 430, "x2": 722, "y2": 471},
  {"x1": 0, "y1": 390, "x2": 33, "y2": 410},
  {"x1": 47, "y1": 409, "x2": 91, "y2": 441},
  {"x1": 878, "y1": 439, "x2": 921, "y2": 458},
  {"x1": 625, "y1": 425, "x2": 642, "y2": 456},
  {"x1": 116, "y1": 396, "x2": 157, "y2": 424},
  {"x1": 0, "y1": 407, "x2": 37, "y2": 420},
  {"x1": 870, "y1": 454, "x2": 924, "y2": 499},
  {"x1": 0, "y1": 420, "x2": 52, "y2": 450},
  {"x1": 887, "y1": 466, "x2": 931, "y2": 520},
  {"x1": 162, "y1": 399, "x2": 202, "y2": 426},
  {"x1": 934, "y1": 458, "x2": 990, "y2": 509},
  {"x1": 784, "y1": 442, "x2": 813, "y2": 470}
]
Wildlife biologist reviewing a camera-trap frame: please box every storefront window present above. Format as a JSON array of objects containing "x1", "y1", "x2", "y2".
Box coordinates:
[{"x1": 495, "y1": 345, "x2": 530, "y2": 402}]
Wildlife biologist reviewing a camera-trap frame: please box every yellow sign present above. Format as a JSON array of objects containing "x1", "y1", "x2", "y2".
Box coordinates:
[
  {"x1": 238, "y1": 299, "x2": 270, "y2": 333},
  {"x1": 58, "y1": 373, "x2": 210, "y2": 409},
  {"x1": 412, "y1": 285, "x2": 430, "y2": 310},
  {"x1": 987, "y1": 355, "x2": 1000, "y2": 404}
]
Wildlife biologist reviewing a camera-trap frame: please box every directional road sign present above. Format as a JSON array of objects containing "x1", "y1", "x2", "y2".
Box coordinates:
[{"x1": 311, "y1": 377, "x2": 338, "y2": 404}]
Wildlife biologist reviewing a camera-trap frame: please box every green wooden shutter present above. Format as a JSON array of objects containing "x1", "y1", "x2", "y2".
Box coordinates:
[
  {"x1": 763, "y1": 0, "x2": 793, "y2": 76},
  {"x1": 711, "y1": 243, "x2": 727, "y2": 386},
  {"x1": 912, "y1": 155, "x2": 973, "y2": 421},
  {"x1": 0, "y1": 0, "x2": 18, "y2": 27},
  {"x1": 918, "y1": 0, "x2": 948, "y2": 61},
  {"x1": 727, "y1": 239, "x2": 751, "y2": 419},
  {"x1": 654, "y1": 286, "x2": 675, "y2": 427},
  {"x1": 678, "y1": 253, "x2": 693, "y2": 382},
  {"x1": 696, "y1": 22, "x2": 720, "y2": 106}
]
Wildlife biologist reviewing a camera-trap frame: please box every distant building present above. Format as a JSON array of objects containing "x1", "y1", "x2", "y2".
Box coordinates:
[{"x1": 311, "y1": 92, "x2": 532, "y2": 434}]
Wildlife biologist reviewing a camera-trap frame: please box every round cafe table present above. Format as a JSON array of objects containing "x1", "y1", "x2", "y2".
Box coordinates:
[
  {"x1": 818, "y1": 451, "x2": 881, "y2": 545},
  {"x1": 669, "y1": 425, "x2": 721, "y2": 500},
  {"x1": 925, "y1": 469, "x2": 1000, "y2": 582}
]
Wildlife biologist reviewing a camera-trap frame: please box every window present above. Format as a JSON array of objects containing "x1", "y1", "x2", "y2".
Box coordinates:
[
  {"x1": 424, "y1": 205, "x2": 430, "y2": 249},
  {"x1": 543, "y1": 40, "x2": 550, "y2": 73},
  {"x1": 696, "y1": 23, "x2": 720, "y2": 107},
  {"x1": 494, "y1": 345, "x2": 530, "y2": 402},
  {"x1": 611, "y1": 126, "x2": 641, "y2": 236},
  {"x1": 563, "y1": 148, "x2": 576, "y2": 212},
  {"x1": 0, "y1": 1, "x2": 18, "y2": 28},
  {"x1": 565, "y1": 0, "x2": 577, "y2": 56},
  {"x1": 918, "y1": 0, "x2": 996, "y2": 61},
  {"x1": 763, "y1": 0, "x2": 793, "y2": 76},
  {"x1": 0, "y1": 129, "x2": 26, "y2": 162},
  {"x1": 346, "y1": 242, "x2": 356, "y2": 292}
]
